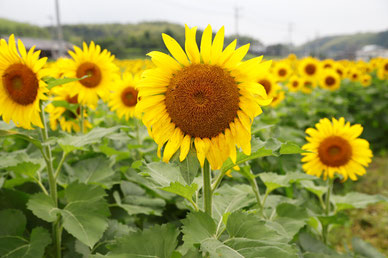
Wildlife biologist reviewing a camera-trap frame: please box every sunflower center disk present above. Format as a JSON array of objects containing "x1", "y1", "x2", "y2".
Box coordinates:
[
  {"x1": 318, "y1": 136, "x2": 352, "y2": 167},
  {"x1": 325, "y1": 76, "x2": 335, "y2": 86},
  {"x1": 2, "y1": 63, "x2": 39, "y2": 105},
  {"x1": 278, "y1": 69, "x2": 286, "y2": 76},
  {"x1": 305, "y1": 64, "x2": 316, "y2": 75},
  {"x1": 165, "y1": 64, "x2": 239, "y2": 138},
  {"x1": 121, "y1": 87, "x2": 138, "y2": 107},
  {"x1": 76, "y1": 62, "x2": 102, "y2": 88},
  {"x1": 259, "y1": 79, "x2": 271, "y2": 95}
]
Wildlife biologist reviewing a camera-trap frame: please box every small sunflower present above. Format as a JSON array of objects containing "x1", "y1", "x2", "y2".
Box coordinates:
[
  {"x1": 333, "y1": 63, "x2": 345, "y2": 79},
  {"x1": 287, "y1": 75, "x2": 302, "y2": 92},
  {"x1": 348, "y1": 68, "x2": 362, "y2": 82},
  {"x1": 108, "y1": 72, "x2": 140, "y2": 120},
  {"x1": 377, "y1": 59, "x2": 388, "y2": 80},
  {"x1": 302, "y1": 117, "x2": 373, "y2": 181},
  {"x1": 321, "y1": 59, "x2": 335, "y2": 69},
  {"x1": 273, "y1": 62, "x2": 291, "y2": 82},
  {"x1": 46, "y1": 86, "x2": 91, "y2": 133},
  {"x1": 301, "y1": 77, "x2": 317, "y2": 94},
  {"x1": 270, "y1": 90, "x2": 285, "y2": 107},
  {"x1": 360, "y1": 74, "x2": 371, "y2": 87},
  {"x1": 299, "y1": 57, "x2": 320, "y2": 79},
  {"x1": 319, "y1": 69, "x2": 340, "y2": 91},
  {"x1": 0, "y1": 35, "x2": 48, "y2": 129},
  {"x1": 257, "y1": 73, "x2": 279, "y2": 97},
  {"x1": 137, "y1": 25, "x2": 272, "y2": 170},
  {"x1": 62, "y1": 42, "x2": 119, "y2": 109}
]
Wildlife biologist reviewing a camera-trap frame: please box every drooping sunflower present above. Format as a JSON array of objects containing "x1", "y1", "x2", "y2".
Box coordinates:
[
  {"x1": 62, "y1": 41, "x2": 119, "y2": 109},
  {"x1": 321, "y1": 59, "x2": 335, "y2": 70},
  {"x1": 287, "y1": 75, "x2": 302, "y2": 92},
  {"x1": 0, "y1": 35, "x2": 48, "y2": 129},
  {"x1": 46, "y1": 86, "x2": 91, "y2": 133},
  {"x1": 302, "y1": 117, "x2": 373, "y2": 181},
  {"x1": 257, "y1": 73, "x2": 279, "y2": 97},
  {"x1": 377, "y1": 59, "x2": 388, "y2": 80},
  {"x1": 137, "y1": 25, "x2": 272, "y2": 170},
  {"x1": 298, "y1": 57, "x2": 320, "y2": 79},
  {"x1": 319, "y1": 69, "x2": 340, "y2": 91},
  {"x1": 108, "y1": 72, "x2": 140, "y2": 120},
  {"x1": 270, "y1": 90, "x2": 285, "y2": 107},
  {"x1": 300, "y1": 77, "x2": 317, "y2": 94}
]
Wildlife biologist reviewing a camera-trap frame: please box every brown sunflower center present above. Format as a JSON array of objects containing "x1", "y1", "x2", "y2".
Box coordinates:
[
  {"x1": 384, "y1": 63, "x2": 388, "y2": 71},
  {"x1": 278, "y1": 68, "x2": 286, "y2": 77},
  {"x1": 352, "y1": 73, "x2": 358, "y2": 79},
  {"x1": 318, "y1": 136, "x2": 352, "y2": 167},
  {"x1": 2, "y1": 63, "x2": 39, "y2": 105},
  {"x1": 324, "y1": 63, "x2": 332, "y2": 69},
  {"x1": 292, "y1": 81, "x2": 299, "y2": 87},
  {"x1": 76, "y1": 62, "x2": 102, "y2": 88},
  {"x1": 165, "y1": 64, "x2": 239, "y2": 138},
  {"x1": 336, "y1": 69, "x2": 343, "y2": 76},
  {"x1": 121, "y1": 87, "x2": 138, "y2": 107},
  {"x1": 259, "y1": 79, "x2": 271, "y2": 95},
  {"x1": 325, "y1": 76, "x2": 336, "y2": 86},
  {"x1": 305, "y1": 64, "x2": 316, "y2": 75}
]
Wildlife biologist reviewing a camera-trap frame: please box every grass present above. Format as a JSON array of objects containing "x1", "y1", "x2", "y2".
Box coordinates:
[{"x1": 332, "y1": 155, "x2": 388, "y2": 255}]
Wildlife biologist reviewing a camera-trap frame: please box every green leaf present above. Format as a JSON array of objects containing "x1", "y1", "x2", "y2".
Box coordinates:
[
  {"x1": 276, "y1": 203, "x2": 308, "y2": 220},
  {"x1": 352, "y1": 237, "x2": 385, "y2": 258},
  {"x1": 142, "y1": 162, "x2": 186, "y2": 187},
  {"x1": 27, "y1": 193, "x2": 58, "y2": 223},
  {"x1": 181, "y1": 211, "x2": 217, "y2": 250},
  {"x1": 200, "y1": 238, "x2": 244, "y2": 258},
  {"x1": 318, "y1": 213, "x2": 349, "y2": 226},
  {"x1": 161, "y1": 182, "x2": 198, "y2": 206},
  {"x1": 43, "y1": 75, "x2": 89, "y2": 89},
  {"x1": 0, "y1": 209, "x2": 26, "y2": 236},
  {"x1": 177, "y1": 149, "x2": 200, "y2": 185},
  {"x1": 0, "y1": 227, "x2": 51, "y2": 258},
  {"x1": 332, "y1": 192, "x2": 387, "y2": 211},
  {"x1": 279, "y1": 141, "x2": 306, "y2": 154},
  {"x1": 298, "y1": 232, "x2": 341, "y2": 256},
  {"x1": 259, "y1": 172, "x2": 316, "y2": 193},
  {"x1": 300, "y1": 181, "x2": 327, "y2": 199},
  {"x1": 58, "y1": 126, "x2": 122, "y2": 154},
  {"x1": 61, "y1": 182, "x2": 110, "y2": 248},
  {"x1": 68, "y1": 156, "x2": 119, "y2": 188},
  {"x1": 107, "y1": 224, "x2": 179, "y2": 258},
  {"x1": 0, "y1": 130, "x2": 42, "y2": 149}
]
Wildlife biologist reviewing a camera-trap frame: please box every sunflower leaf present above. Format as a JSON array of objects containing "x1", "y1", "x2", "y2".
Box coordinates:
[
  {"x1": 259, "y1": 172, "x2": 316, "y2": 194},
  {"x1": 43, "y1": 75, "x2": 89, "y2": 89},
  {"x1": 161, "y1": 182, "x2": 198, "y2": 208},
  {"x1": 0, "y1": 129, "x2": 42, "y2": 149},
  {"x1": 332, "y1": 192, "x2": 387, "y2": 211}
]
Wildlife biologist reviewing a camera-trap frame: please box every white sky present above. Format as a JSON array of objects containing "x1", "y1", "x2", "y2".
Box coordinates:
[{"x1": 0, "y1": 0, "x2": 387, "y2": 45}]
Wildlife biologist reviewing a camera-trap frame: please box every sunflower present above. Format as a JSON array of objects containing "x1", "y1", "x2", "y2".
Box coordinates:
[
  {"x1": 301, "y1": 77, "x2": 317, "y2": 94},
  {"x1": 108, "y1": 72, "x2": 140, "y2": 120},
  {"x1": 348, "y1": 68, "x2": 362, "y2": 82},
  {"x1": 319, "y1": 69, "x2": 340, "y2": 91},
  {"x1": 0, "y1": 35, "x2": 48, "y2": 129},
  {"x1": 360, "y1": 74, "x2": 371, "y2": 87},
  {"x1": 321, "y1": 59, "x2": 335, "y2": 70},
  {"x1": 273, "y1": 61, "x2": 291, "y2": 82},
  {"x1": 287, "y1": 75, "x2": 302, "y2": 92},
  {"x1": 257, "y1": 73, "x2": 279, "y2": 97},
  {"x1": 333, "y1": 63, "x2": 345, "y2": 79},
  {"x1": 46, "y1": 86, "x2": 91, "y2": 133},
  {"x1": 62, "y1": 41, "x2": 119, "y2": 109},
  {"x1": 302, "y1": 117, "x2": 373, "y2": 181},
  {"x1": 270, "y1": 90, "x2": 285, "y2": 107},
  {"x1": 299, "y1": 57, "x2": 320, "y2": 79},
  {"x1": 377, "y1": 59, "x2": 388, "y2": 80},
  {"x1": 137, "y1": 25, "x2": 272, "y2": 170}
]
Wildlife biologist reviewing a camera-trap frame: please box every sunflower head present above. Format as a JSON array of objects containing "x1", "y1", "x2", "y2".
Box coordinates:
[
  {"x1": 108, "y1": 72, "x2": 140, "y2": 120},
  {"x1": 299, "y1": 57, "x2": 320, "y2": 78},
  {"x1": 302, "y1": 117, "x2": 373, "y2": 181},
  {"x1": 319, "y1": 69, "x2": 340, "y2": 91},
  {"x1": 137, "y1": 24, "x2": 272, "y2": 170},
  {"x1": 287, "y1": 75, "x2": 302, "y2": 92},
  {"x1": 62, "y1": 41, "x2": 119, "y2": 109},
  {"x1": 0, "y1": 35, "x2": 48, "y2": 129},
  {"x1": 273, "y1": 62, "x2": 291, "y2": 82},
  {"x1": 300, "y1": 77, "x2": 317, "y2": 94},
  {"x1": 360, "y1": 74, "x2": 372, "y2": 87},
  {"x1": 270, "y1": 90, "x2": 285, "y2": 107}
]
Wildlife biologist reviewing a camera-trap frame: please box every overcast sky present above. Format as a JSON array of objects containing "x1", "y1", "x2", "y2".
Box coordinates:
[{"x1": 0, "y1": 0, "x2": 387, "y2": 45}]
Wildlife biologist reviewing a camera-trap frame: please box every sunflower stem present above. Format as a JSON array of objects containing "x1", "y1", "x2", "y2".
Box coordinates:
[
  {"x1": 322, "y1": 178, "x2": 334, "y2": 245},
  {"x1": 80, "y1": 105, "x2": 85, "y2": 134},
  {"x1": 203, "y1": 160, "x2": 212, "y2": 217},
  {"x1": 39, "y1": 101, "x2": 61, "y2": 258}
]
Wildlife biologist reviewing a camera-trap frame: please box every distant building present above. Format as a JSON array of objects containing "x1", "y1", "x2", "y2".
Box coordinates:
[
  {"x1": 356, "y1": 45, "x2": 388, "y2": 60},
  {"x1": 0, "y1": 36, "x2": 73, "y2": 59}
]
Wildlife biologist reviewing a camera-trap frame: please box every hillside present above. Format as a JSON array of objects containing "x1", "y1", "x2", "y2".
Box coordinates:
[{"x1": 0, "y1": 18, "x2": 51, "y2": 38}]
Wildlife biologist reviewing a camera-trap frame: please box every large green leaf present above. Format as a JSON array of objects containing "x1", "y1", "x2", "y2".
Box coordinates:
[
  {"x1": 259, "y1": 172, "x2": 316, "y2": 194},
  {"x1": 300, "y1": 181, "x2": 327, "y2": 199},
  {"x1": 43, "y1": 75, "x2": 89, "y2": 89},
  {"x1": 200, "y1": 238, "x2": 244, "y2": 258},
  {"x1": 352, "y1": 237, "x2": 385, "y2": 258},
  {"x1": 298, "y1": 232, "x2": 345, "y2": 257},
  {"x1": 181, "y1": 211, "x2": 217, "y2": 250},
  {"x1": 141, "y1": 162, "x2": 186, "y2": 187},
  {"x1": 27, "y1": 193, "x2": 58, "y2": 223},
  {"x1": 0, "y1": 130, "x2": 42, "y2": 149},
  {"x1": 61, "y1": 182, "x2": 110, "y2": 248},
  {"x1": 176, "y1": 149, "x2": 200, "y2": 185},
  {"x1": 65, "y1": 156, "x2": 119, "y2": 188},
  {"x1": 107, "y1": 224, "x2": 179, "y2": 258},
  {"x1": 58, "y1": 126, "x2": 123, "y2": 154},
  {"x1": 332, "y1": 192, "x2": 387, "y2": 211},
  {"x1": 0, "y1": 209, "x2": 51, "y2": 258}
]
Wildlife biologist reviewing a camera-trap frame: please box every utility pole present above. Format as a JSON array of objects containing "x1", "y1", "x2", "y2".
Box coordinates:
[
  {"x1": 288, "y1": 22, "x2": 293, "y2": 53},
  {"x1": 55, "y1": 0, "x2": 64, "y2": 57}
]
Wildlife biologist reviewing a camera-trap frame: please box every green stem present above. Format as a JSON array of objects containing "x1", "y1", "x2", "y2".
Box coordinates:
[
  {"x1": 80, "y1": 105, "x2": 85, "y2": 134},
  {"x1": 39, "y1": 102, "x2": 61, "y2": 258},
  {"x1": 54, "y1": 152, "x2": 67, "y2": 180},
  {"x1": 247, "y1": 172, "x2": 262, "y2": 209},
  {"x1": 211, "y1": 170, "x2": 226, "y2": 193},
  {"x1": 202, "y1": 160, "x2": 212, "y2": 217},
  {"x1": 322, "y1": 178, "x2": 333, "y2": 245}
]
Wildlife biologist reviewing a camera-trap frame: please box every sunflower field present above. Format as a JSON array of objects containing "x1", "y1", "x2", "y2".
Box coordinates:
[{"x1": 0, "y1": 25, "x2": 388, "y2": 258}]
